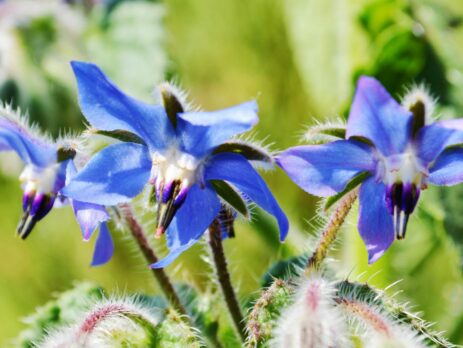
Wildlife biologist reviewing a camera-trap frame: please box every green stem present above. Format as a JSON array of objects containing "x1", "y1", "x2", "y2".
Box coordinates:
[
  {"x1": 208, "y1": 220, "x2": 246, "y2": 342},
  {"x1": 306, "y1": 188, "x2": 358, "y2": 271},
  {"x1": 118, "y1": 203, "x2": 187, "y2": 316}
]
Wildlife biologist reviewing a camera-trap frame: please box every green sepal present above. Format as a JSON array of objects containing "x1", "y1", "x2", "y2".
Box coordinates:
[
  {"x1": 304, "y1": 123, "x2": 346, "y2": 144},
  {"x1": 210, "y1": 180, "x2": 249, "y2": 217},
  {"x1": 212, "y1": 141, "x2": 273, "y2": 164},
  {"x1": 160, "y1": 84, "x2": 184, "y2": 129},
  {"x1": 324, "y1": 172, "x2": 370, "y2": 212},
  {"x1": 57, "y1": 147, "x2": 76, "y2": 162},
  {"x1": 94, "y1": 129, "x2": 146, "y2": 145}
]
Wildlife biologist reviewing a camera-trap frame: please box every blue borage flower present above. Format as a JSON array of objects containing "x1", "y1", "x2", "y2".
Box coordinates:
[
  {"x1": 278, "y1": 76, "x2": 463, "y2": 263},
  {"x1": 0, "y1": 103, "x2": 112, "y2": 266},
  {"x1": 63, "y1": 61, "x2": 288, "y2": 268}
]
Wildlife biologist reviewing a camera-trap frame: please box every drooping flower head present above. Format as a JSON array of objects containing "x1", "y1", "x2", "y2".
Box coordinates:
[
  {"x1": 278, "y1": 76, "x2": 463, "y2": 263},
  {"x1": 63, "y1": 61, "x2": 288, "y2": 268},
  {"x1": 0, "y1": 103, "x2": 111, "y2": 265}
]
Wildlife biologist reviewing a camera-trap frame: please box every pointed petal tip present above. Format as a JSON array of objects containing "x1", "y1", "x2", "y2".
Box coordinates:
[{"x1": 367, "y1": 248, "x2": 385, "y2": 264}]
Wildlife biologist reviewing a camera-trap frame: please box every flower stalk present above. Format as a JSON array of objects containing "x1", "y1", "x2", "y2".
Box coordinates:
[
  {"x1": 306, "y1": 188, "x2": 358, "y2": 271},
  {"x1": 208, "y1": 219, "x2": 247, "y2": 342},
  {"x1": 117, "y1": 203, "x2": 187, "y2": 316}
]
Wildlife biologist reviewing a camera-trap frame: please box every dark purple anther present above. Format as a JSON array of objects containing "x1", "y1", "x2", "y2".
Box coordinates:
[
  {"x1": 155, "y1": 181, "x2": 189, "y2": 238},
  {"x1": 22, "y1": 191, "x2": 34, "y2": 211},
  {"x1": 401, "y1": 183, "x2": 420, "y2": 214},
  {"x1": 31, "y1": 194, "x2": 55, "y2": 220},
  {"x1": 161, "y1": 181, "x2": 174, "y2": 204},
  {"x1": 18, "y1": 192, "x2": 56, "y2": 239},
  {"x1": 173, "y1": 185, "x2": 188, "y2": 207},
  {"x1": 385, "y1": 182, "x2": 420, "y2": 240}
]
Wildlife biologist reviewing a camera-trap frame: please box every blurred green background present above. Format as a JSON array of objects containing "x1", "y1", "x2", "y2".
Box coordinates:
[{"x1": 1, "y1": 0, "x2": 463, "y2": 345}]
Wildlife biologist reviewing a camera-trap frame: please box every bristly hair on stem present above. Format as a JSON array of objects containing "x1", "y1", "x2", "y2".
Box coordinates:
[
  {"x1": 116, "y1": 203, "x2": 187, "y2": 317},
  {"x1": 208, "y1": 219, "x2": 247, "y2": 342},
  {"x1": 306, "y1": 188, "x2": 358, "y2": 271}
]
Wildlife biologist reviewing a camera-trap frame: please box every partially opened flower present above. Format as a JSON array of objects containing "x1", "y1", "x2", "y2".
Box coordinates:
[
  {"x1": 0, "y1": 104, "x2": 112, "y2": 265},
  {"x1": 63, "y1": 61, "x2": 288, "y2": 268},
  {"x1": 278, "y1": 76, "x2": 463, "y2": 263}
]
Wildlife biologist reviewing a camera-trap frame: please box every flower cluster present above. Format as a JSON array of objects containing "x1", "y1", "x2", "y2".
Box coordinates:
[{"x1": 2, "y1": 62, "x2": 463, "y2": 268}]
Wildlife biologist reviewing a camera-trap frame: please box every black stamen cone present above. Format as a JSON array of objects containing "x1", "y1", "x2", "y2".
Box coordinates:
[{"x1": 155, "y1": 181, "x2": 184, "y2": 238}]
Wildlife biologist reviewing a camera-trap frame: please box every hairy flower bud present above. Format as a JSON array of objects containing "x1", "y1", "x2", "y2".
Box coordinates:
[{"x1": 271, "y1": 276, "x2": 350, "y2": 348}]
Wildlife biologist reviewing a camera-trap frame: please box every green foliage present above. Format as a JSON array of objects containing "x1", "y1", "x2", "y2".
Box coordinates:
[
  {"x1": 247, "y1": 279, "x2": 293, "y2": 346},
  {"x1": 260, "y1": 254, "x2": 307, "y2": 288},
  {"x1": 14, "y1": 282, "x2": 104, "y2": 347},
  {"x1": 154, "y1": 309, "x2": 201, "y2": 348}
]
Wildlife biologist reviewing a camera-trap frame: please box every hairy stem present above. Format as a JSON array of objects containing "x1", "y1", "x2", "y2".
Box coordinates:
[
  {"x1": 306, "y1": 188, "x2": 358, "y2": 271},
  {"x1": 208, "y1": 220, "x2": 246, "y2": 342},
  {"x1": 118, "y1": 203, "x2": 187, "y2": 316}
]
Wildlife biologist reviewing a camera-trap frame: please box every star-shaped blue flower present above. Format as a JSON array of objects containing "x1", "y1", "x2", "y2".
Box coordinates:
[
  {"x1": 0, "y1": 105, "x2": 112, "y2": 265},
  {"x1": 63, "y1": 61, "x2": 288, "y2": 268},
  {"x1": 278, "y1": 76, "x2": 463, "y2": 263}
]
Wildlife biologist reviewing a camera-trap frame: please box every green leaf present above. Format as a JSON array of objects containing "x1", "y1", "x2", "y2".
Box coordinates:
[
  {"x1": 212, "y1": 141, "x2": 273, "y2": 164},
  {"x1": 210, "y1": 180, "x2": 249, "y2": 217},
  {"x1": 14, "y1": 283, "x2": 104, "y2": 347},
  {"x1": 261, "y1": 254, "x2": 308, "y2": 288},
  {"x1": 324, "y1": 172, "x2": 369, "y2": 212}
]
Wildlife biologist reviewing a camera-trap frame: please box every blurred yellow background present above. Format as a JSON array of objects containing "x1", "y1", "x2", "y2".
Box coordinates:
[{"x1": 1, "y1": 0, "x2": 463, "y2": 345}]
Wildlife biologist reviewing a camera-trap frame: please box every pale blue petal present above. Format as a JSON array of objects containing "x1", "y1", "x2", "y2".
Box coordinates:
[
  {"x1": 277, "y1": 140, "x2": 375, "y2": 197},
  {"x1": 0, "y1": 118, "x2": 56, "y2": 167},
  {"x1": 206, "y1": 152, "x2": 289, "y2": 240},
  {"x1": 151, "y1": 184, "x2": 221, "y2": 268},
  {"x1": 91, "y1": 223, "x2": 114, "y2": 266},
  {"x1": 72, "y1": 200, "x2": 110, "y2": 240},
  {"x1": 176, "y1": 101, "x2": 258, "y2": 158},
  {"x1": 415, "y1": 119, "x2": 463, "y2": 165},
  {"x1": 62, "y1": 142, "x2": 151, "y2": 205},
  {"x1": 346, "y1": 76, "x2": 413, "y2": 156},
  {"x1": 358, "y1": 176, "x2": 394, "y2": 263},
  {"x1": 429, "y1": 147, "x2": 463, "y2": 186},
  {"x1": 71, "y1": 61, "x2": 175, "y2": 151}
]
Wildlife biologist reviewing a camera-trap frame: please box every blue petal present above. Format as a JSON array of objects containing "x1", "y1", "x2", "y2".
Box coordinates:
[
  {"x1": 277, "y1": 140, "x2": 375, "y2": 197},
  {"x1": 91, "y1": 223, "x2": 114, "y2": 266},
  {"x1": 429, "y1": 147, "x2": 463, "y2": 186},
  {"x1": 64, "y1": 160, "x2": 110, "y2": 239},
  {"x1": 176, "y1": 101, "x2": 258, "y2": 158},
  {"x1": 0, "y1": 118, "x2": 56, "y2": 167},
  {"x1": 346, "y1": 76, "x2": 413, "y2": 156},
  {"x1": 151, "y1": 184, "x2": 221, "y2": 268},
  {"x1": 62, "y1": 142, "x2": 151, "y2": 205},
  {"x1": 358, "y1": 176, "x2": 394, "y2": 263},
  {"x1": 206, "y1": 152, "x2": 289, "y2": 241},
  {"x1": 71, "y1": 61, "x2": 175, "y2": 151},
  {"x1": 72, "y1": 200, "x2": 110, "y2": 240},
  {"x1": 415, "y1": 119, "x2": 463, "y2": 165}
]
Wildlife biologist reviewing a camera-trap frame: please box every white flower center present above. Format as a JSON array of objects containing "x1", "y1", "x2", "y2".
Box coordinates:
[
  {"x1": 377, "y1": 149, "x2": 427, "y2": 188},
  {"x1": 19, "y1": 164, "x2": 61, "y2": 194},
  {"x1": 150, "y1": 147, "x2": 200, "y2": 190}
]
